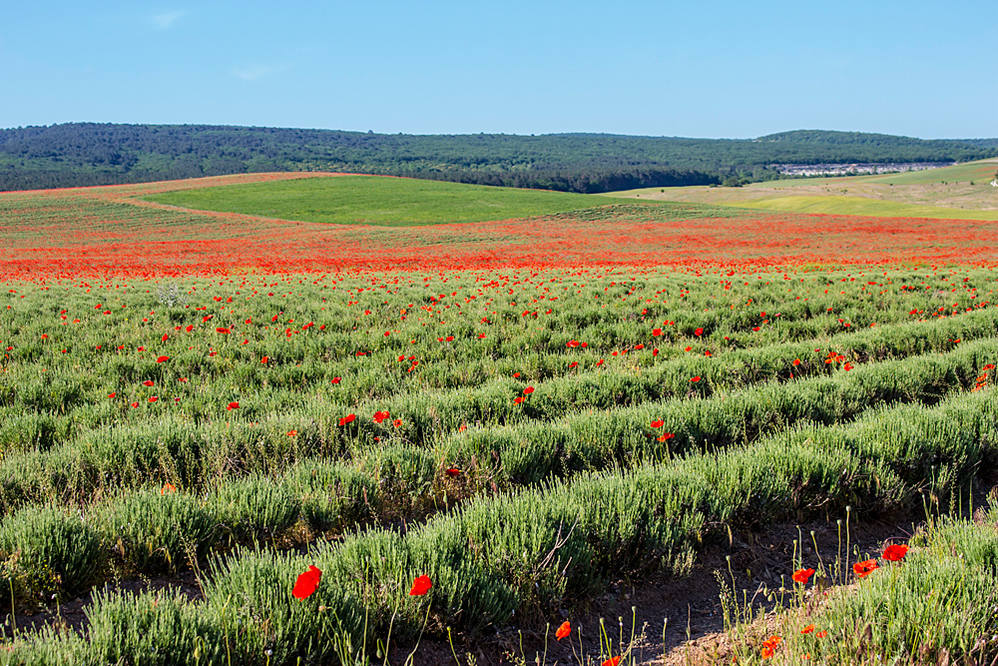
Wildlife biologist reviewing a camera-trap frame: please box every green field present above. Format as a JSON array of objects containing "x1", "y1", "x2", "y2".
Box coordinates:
[{"x1": 143, "y1": 175, "x2": 603, "y2": 226}]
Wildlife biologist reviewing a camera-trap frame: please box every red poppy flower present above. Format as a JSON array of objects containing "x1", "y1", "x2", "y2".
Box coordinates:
[
  {"x1": 227, "y1": 401, "x2": 239, "y2": 410},
  {"x1": 792, "y1": 568, "x2": 815, "y2": 584},
  {"x1": 514, "y1": 396, "x2": 525, "y2": 404},
  {"x1": 690, "y1": 376, "x2": 701, "y2": 382},
  {"x1": 523, "y1": 386, "x2": 534, "y2": 395},
  {"x1": 853, "y1": 559, "x2": 878, "y2": 578},
  {"x1": 602, "y1": 657, "x2": 621, "y2": 666},
  {"x1": 287, "y1": 430, "x2": 298, "y2": 437},
  {"x1": 216, "y1": 327, "x2": 230, "y2": 334},
  {"x1": 393, "y1": 419, "x2": 402, "y2": 428},
  {"x1": 652, "y1": 328, "x2": 662, "y2": 336},
  {"x1": 261, "y1": 356, "x2": 269, "y2": 364},
  {"x1": 331, "y1": 377, "x2": 341, "y2": 384},
  {"x1": 445, "y1": 468, "x2": 461, "y2": 477},
  {"x1": 556, "y1": 621, "x2": 571, "y2": 640},
  {"x1": 339, "y1": 413, "x2": 356, "y2": 426},
  {"x1": 694, "y1": 327, "x2": 704, "y2": 336},
  {"x1": 650, "y1": 419, "x2": 664, "y2": 428},
  {"x1": 108, "y1": 392, "x2": 117, "y2": 398},
  {"x1": 816, "y1": 631, "x2": 827, "y2": 638},
  {"x1": 156, "y1": 355, "x2": 169, "y2": 363},
  {"x1": 882, "y1": 544, "x2": 908, "y2": 562},
  {"x1": 292, "y1": 565, "x2": 322, "y2": 600},
  {"x1": 160, "y1": 482, "x2": 176, "y2": 495},
  {"x1": 409, "y1": 575, "x2": 432, "y2": 596},
  {"x1": 148, "y1": 396, "x2": 158, "y2": 403},
  {"x1": 142, "y1": 380, "x2": 155, "y2": 387},
  {"x1": 801, "y1": 624, "x2": 815, "y2": 634},
  {"x1": 373, "y1": 410, "x2": 390, "y2": 424},
  {"x1": 657, "y1": 432, "x2": 674, "y2": 442}
]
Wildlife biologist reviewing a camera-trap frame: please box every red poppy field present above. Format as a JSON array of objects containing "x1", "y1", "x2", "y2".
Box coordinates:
[{"x1": 1, "y1": 174, "x2": 997, "y2": 664}]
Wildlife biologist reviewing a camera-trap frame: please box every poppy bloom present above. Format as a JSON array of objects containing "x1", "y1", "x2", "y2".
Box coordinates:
[
  {"x1": 142, "y1": 380, "x2": 155, "y2": 387},
  {"x1": 445, "y1": 468, "x2": 461, "y2": 478},
  {"x1": 882, "y1": 544, "x2": 908, "y2": 562},
  {"x1": 853, "y1": 559, "x2": 878, "y2": 578},
  {"x1": 331, "y1": 377, "x2": 341, "y2": 384},
  {"x1": 292, "y1": 565, "x2": 322, "y2": 600},
  {"x1": 156, "y1": 355, "x2": 169, "y2": 363},
  {"x1": 556, "y1": 621, "x2": 571, "y2": 641},
  {"x1": 602, "y1": 657, "x2": 621, "y2": 666},
  {"x1": 514, "y1": 396, "x2": 525, "y2": 405},
  {"x1": 694, "y1": 327, "x2": 704, "y2": 336},
  {"x1": 409, "y1": 575, "x2": 432, "y2": 596},
  {"x1": 690, "y1": 376, "x2": 701, "y2": 382},
  {"x1": 261, "y1": 356, "x2": 269, "y2": 364},
  {"x1": 816, "y1": 631, "x2": 827, "y2": 638},
  {"x1": 216, "y1": 327, "x2": 230, "y2": 334},
  {"x1": 792, "y1": 568, "x2": 815, "y2": 584},
  {"x1": 148, "y1": 396, "x2": 158, "y2": 403},
  {"x1": 657, "y1": 432, "x2": 675, "y2": 442},
  {"x1": 339, "y1": 413, "x2": 356, "y2": 426},
  {"x1": 160, "y1": 482, "x2": 176, "y2": 495},
  {"x1": 393, "y1": 419, "x2": 402, "y2": 428},
  {"x1": 801, "y1": 624, "x2": 815, "y2": 634},
  {"x1": 652, "y1": 328, "x2": 662, "y2": 336},
  {"x1": 108, "y1": 392, "x2": 116, "y2": 398},
  {"x1": 227, "y1": 401, "x2": 239, "y2": 410},
  {"x1": 523, "y1": 386, "x2": 534, "y2": 395},
  {"x1": 373, "y1": 410, "x2": 390, "y2": 424},
  {"x1": 287, "y1": 430, "x2": 298, "y2": 437},
  {"x1": 650, "y1": 419, "x2": 664, "y2": 428}
]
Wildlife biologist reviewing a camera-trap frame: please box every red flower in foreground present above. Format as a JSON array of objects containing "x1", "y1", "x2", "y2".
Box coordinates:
[
  {"x1": 690, "y1": 376, "x2": 701, "y2": 382},
  {"x1": 331, "y1": 377, "x2": 341, "y2": 384},
  {"x1": 339, "y1": 413, "x2": 356, "y2": 426},
  {"x1": 261, "y1": 356, "x2": 269, "y2": 364},
  {"x1": 216, "y1": 327, "x2": 230, "y2": 334},
  {"x1": 792, "y1": 568, "x2": 815, "y2": 584},
  {"x1": 156, "y1": 355, "x2": 169, "y2": 363},
  {"x1": 801, "y1": 624, "x2": 815, "y2": 634},
  {"x1": 882, "y1": 544, "x2": 909, "y2": 562},
  {"x1": 556, "y1": 620, "x2": 571, "y2": 640},
  {"x1": 373, "y1": 410, "x2": 390, "y2": 424},
  {"x1": 602, "y1": 657, "x2": 621, "y2": 666},
  {"x1": 650, "y1": 419, "x2": 664, "y2": 428},
  {"x1": 227, "y1": 401, "x2": 239, "y2": 410},
  {"x1": 694, "y1": 327, "x2": 704, "y2": 336},
  {"x1": 409, "y1": 575, "x2": 432, "y2": 596},
  {"x1": 853, "y1": 559, "x2": 878, "y2": 578},
  {"x1": 445, "y1": 468, "x2": 461, "y2": 478},
  {"x1": 160, "y1": 482, "x2": 176, "y2": 495},
  {"x1": 514, "y1": 396, "x2": 525, "y2": 404},
  {"x1": 292, "y1": 565, "x2": 322, "y2": 600},
  {"x1": 142, "y1": 380, "x2": 155, "y2": 387},
  {"x1": 523, "y1": 386, "x2": 534, "y2": 395}
]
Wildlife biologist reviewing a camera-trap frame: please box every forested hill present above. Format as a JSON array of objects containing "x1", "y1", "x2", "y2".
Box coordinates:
[{"x1": 1, "y1": 123, "x2": 995, "y2": 193}]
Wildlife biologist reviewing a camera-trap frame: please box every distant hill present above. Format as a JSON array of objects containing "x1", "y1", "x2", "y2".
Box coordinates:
[{"x1": 1, "y1": 123, "x2": 995, "y2": 193}]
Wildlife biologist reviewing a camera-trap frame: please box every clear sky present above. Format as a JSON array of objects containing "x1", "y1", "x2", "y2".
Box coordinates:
[{"x1": 2, "y1": 1, "x2": 995, "y2": 138}]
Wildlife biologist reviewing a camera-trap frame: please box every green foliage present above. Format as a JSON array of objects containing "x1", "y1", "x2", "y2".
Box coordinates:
[
  {"x1": 96, "y1": 489, "x2": 216, "y2": 574},
  {"x1": 0, "y1": 506, "x2": 103, "y2": 603},
  {"x1": 2, "y1": 123, "x2": 996, "y2": 192}
]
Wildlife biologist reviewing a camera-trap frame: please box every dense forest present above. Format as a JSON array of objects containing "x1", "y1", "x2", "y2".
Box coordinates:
[{"x1": 1, "y1": 123, "x2": 995, "y2": 192}]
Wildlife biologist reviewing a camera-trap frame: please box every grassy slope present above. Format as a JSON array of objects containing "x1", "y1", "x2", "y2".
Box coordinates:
[
  {"x1": 603, "y1": 159, "x2": 998, "y2": 220},
  {"x1": 731, "y1": 194, "x2": 998, "y2": 220},
  {"x1": 142, "y1": 174, "x2": 605, "y2": 226}
]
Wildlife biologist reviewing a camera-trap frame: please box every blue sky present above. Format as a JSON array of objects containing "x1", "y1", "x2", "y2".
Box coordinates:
[{"x1": 2, "y1": 1, "x2": 995, "y2": 138}]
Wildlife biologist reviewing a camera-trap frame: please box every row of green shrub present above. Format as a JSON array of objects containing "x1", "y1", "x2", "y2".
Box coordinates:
[
  {"x1": 4, "y1": 380, "x2": 995, "y2": 664},
  {"x1": 0, "y1": 338, "x2": 993, "y2": 615}
]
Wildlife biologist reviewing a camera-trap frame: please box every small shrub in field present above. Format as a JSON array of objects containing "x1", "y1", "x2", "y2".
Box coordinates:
[
  {"x1": 284, "y1": 460, "x2": 378, "y2": 533},
  {"x1": 208, "y1": 475, "x2": 301, "y2": 543},
  {"x1": 0, "y1": 505, "x2": 103, "y2": 603},
  {"x1": 96, "y1": 488, "x2": 216, "y2": 573}
]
